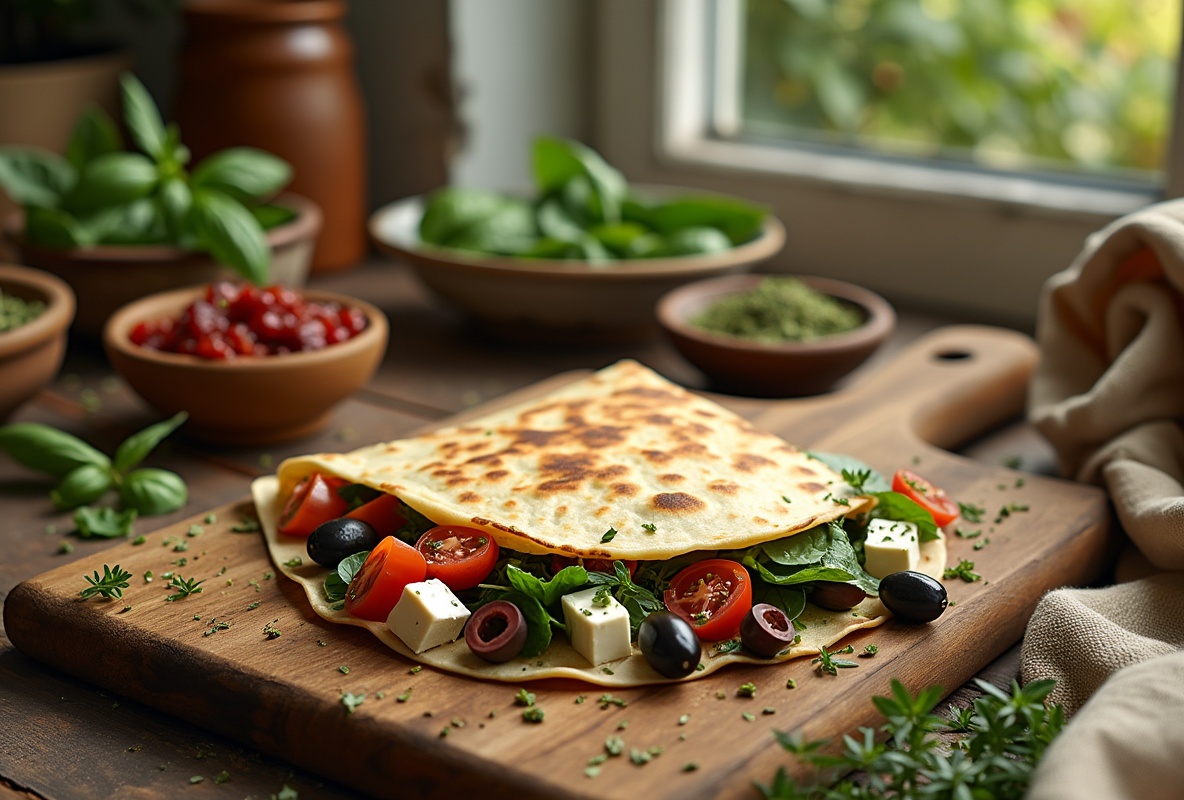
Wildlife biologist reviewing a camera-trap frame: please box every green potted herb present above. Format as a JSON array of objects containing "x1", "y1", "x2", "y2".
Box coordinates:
[{"x1": 0, "y1": 72, "x2": 321, "y2": 337}]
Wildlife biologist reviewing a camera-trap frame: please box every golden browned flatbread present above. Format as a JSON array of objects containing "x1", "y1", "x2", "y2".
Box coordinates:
[
  {"x1": 255, "y1": 360, "x2": 947, "y2": 685},
  {"x1": 274, "y1": 360, "x2": 871, "y2": 560}
]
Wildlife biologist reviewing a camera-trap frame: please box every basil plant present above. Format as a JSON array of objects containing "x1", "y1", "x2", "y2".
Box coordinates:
[{"x1": 0, "y1": 73, "x2": 294, "y2": 285}]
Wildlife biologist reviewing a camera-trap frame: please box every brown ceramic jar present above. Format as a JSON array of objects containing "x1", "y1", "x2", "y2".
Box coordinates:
[{"x1": 175, "y1": 0, "x2": 367, "y2": 273}]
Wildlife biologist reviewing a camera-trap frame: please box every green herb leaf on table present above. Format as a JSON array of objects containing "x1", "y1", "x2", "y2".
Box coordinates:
[
  {"x1": 119, "y1": 468, "x2": 188, "y2": 515},
  {"x1": 74, "y1": 506, "x2": 138, "y2": 539},
  {"x1": 51, "y1": 463, "x2": 116, "y2": 510},
  {"x1": 113, "y1": 411, "x2": 187, "y2": 475},
  {"x1": 0, "y1": 422, "x2": 111, "y2": 478}
]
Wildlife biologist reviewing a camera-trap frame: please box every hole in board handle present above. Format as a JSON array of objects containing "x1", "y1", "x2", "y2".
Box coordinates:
[{"x1": 934, "y1": 350, "x2": 973, "y2": 361}]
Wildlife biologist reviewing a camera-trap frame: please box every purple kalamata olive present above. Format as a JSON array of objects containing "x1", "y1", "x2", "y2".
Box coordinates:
[
  {"x1": 740, "y1": 603, "x2": 796, "y2": 658},
  {"x1": 465, "y1": 600, "x2": 528, "y2": 662},
  {"x1": 810, "y1": 581, "x2": 868, "y2": 611}
]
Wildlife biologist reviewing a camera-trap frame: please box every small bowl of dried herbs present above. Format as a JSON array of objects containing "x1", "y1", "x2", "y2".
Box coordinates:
[
  {"x1": 656, "y1": 274, "x2": 895, "y2": 397},
  {"x1": 0, "y1": 264, "x2": 75, "y2": 420}
]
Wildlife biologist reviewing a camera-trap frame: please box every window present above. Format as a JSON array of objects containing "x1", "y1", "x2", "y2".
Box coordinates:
[{"x1": 591, "y1": 0, "x2": 1184, "y2": 324}]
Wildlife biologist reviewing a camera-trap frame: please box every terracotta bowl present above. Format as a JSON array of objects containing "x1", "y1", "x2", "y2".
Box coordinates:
[
  {"x1": 5, "y1": 193, "x2": 321, "y2": 339},
  {"x1": 657, "y1": 274, "x2": 896, "y2": 397},
  {"x1": 0, "y1": 264, "x2": 76, "y2": 420},
  {"x1": 103, "y1": 285, "x2": 388, "y2": 446},
  {"x1": 368, "y1": 189, "x2": 786, "y2": 344}
]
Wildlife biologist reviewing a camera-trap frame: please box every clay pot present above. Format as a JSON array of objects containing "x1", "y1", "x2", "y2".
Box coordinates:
[
  {"x1": 0, "y1": 264, "x2": 76, "y2": 421},
  {"x1": 175, "y1": 0, "x2": 367, "y2": 274},
  {"x1": 4, "y1": 194, "x2": 321, "y2": 339}
]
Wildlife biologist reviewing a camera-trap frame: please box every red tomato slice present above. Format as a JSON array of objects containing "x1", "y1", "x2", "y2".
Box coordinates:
[
  {"x1": 344, "y1": 536, "x2": 428, "y2": 621},
  {"x1": 551, "y1": 555, "x2": 638, "y2": 579},
  {"x1": 663, "y1": 558, "x2": 753, "y2": 642},
  {"x1": 891, "y1": 469, "x2": 960, "y2": 527},
  {"x1": 415, "y1": 526, "x2": 499, "y2": 591},
  {"x1": 278, "y1": 472, "x2": 350, "y2": 537},
  {"x1": 345, "y1": 493, "x2": 407, "y2": 536}
]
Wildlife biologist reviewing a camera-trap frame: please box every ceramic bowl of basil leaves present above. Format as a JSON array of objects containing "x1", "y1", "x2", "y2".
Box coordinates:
[{"x1": 368, "y1": 138, "x2": 785, "y2": 344}]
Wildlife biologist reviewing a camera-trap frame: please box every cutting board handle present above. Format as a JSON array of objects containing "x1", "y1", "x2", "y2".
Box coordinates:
[{"x1": 752, "y1": 324, "x2": 1040, "y2": 457}]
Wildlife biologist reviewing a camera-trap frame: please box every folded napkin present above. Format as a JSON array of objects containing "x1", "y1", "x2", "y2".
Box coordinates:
[{"x1": 1021, "y1": 199, "x2": 1184, "y2": 799}]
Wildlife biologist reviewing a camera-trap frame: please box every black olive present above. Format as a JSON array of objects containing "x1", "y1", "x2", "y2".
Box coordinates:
[
  {"x1": 879, "y1": 571, "x2": 948, "y2": 623},
  {"x1": 740, "y1": 603, "x2": 796, "y2": 658},
  {"x1": 638, "y1": 611, "x2": 701, "y2": 678},
  {"x1": 306, "y1": 518, "x2": 381, "y2": 568},
  {"x1": 809, "y1": 581, "x2": 868, "y2": 611},
  {"x1": 465, "y1": 600, "x2": 528, "y2": 663}
]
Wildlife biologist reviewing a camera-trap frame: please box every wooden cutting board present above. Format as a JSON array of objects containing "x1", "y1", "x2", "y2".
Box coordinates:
[{"x1": 4, "y1": 326, "x2": 1113, "y2": 800}]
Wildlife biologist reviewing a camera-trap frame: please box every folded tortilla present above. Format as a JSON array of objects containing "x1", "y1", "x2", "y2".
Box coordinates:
[
  {"x1": 255, "y1": 360, "x2": 946, "y2": 685},
  {"x1": 274, "y1": 360, "x2": 871, "y2": 559}
]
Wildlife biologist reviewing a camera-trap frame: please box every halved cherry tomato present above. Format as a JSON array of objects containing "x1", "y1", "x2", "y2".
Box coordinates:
[
  {"x1": 345, "y1": 493, "x2": 407, "y2": 536},
  {"x1": 344, "y1": 536, "x2": 428, "y2": 621},
  {"x1": 278, "y1": 472, "x2": 349, "y2": 537},
  {"x1": 415, "y1": 526, "x2": 499, "y2": 591},
  {"x1": 663, "y1": 558, "x2": 753, "y2": 642},
  {"x1": 891, "y1": 469, "x2": 960, "y2": 527},
  {"x1": 551, "y1": 555, "x2": 638, "y2": 579}
]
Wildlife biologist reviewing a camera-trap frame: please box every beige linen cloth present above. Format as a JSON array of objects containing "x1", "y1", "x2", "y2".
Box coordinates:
[{"x1": 1021, "y1": 199, "x2": 1184, "y2": 799}]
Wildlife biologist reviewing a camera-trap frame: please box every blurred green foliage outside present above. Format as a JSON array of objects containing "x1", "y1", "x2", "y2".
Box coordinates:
[{"x1": 741, "y1": 0, "x2": 1180, "y2": 180}]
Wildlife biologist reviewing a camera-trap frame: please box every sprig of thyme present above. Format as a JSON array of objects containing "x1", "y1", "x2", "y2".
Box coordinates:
[
  {"x1": 759, "y1": 678, "x2": 1064, "y2": 800},
  {"x1": 165, "y1": 573, "x2": 205, "y2": 601},
  {"x1": 80, "y1": 564, "x2": 133, "y2": 599},
  {"x1": 811, "y1": 645, "x2": 858, "y2": 676}
]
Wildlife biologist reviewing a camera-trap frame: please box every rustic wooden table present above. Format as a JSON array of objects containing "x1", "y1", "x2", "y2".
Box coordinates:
[{"x1": 0, "y1": 260, "x2": 1057, "y2": 800}]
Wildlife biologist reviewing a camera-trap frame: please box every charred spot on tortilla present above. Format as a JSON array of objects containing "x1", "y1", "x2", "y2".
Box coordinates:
[
  {"x1": 611, "y1": 483, "x2": 640, "y2": 497},
  {"x1": 659, "y1": 473, "x2": 685, "y2": 484},
  {"x1": 457, "y1": 492, "x2": 482, "y2": 503},
  {"x1": 651, "y1": 492, "x2": 707, "y2": 513},
  {"x1": 800, "y1": 481, "x2": 828, "y2": 493},
  {"x1": 708, "y1": 480, "x2": 739, "y2": 495},
  {"x1": 642, "y1": 450, "x2": 673, "y2": 465},
  {"x1": 485, "y1": 469, "x2": 510, "y2": 481},
  {"x1": 734, "y1": 454, "x2": 777, "y2": 472}
]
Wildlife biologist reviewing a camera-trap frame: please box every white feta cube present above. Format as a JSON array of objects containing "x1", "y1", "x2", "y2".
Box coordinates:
[
  {"x1": 863, "y1": 518, "x2": 921, "y2": 579},
  {"x1": 386, "y1": 578, "x2": 471, "y2": 654},
  {"x1": 561, "y1": 586, "x2": 632, "y2": 667}
]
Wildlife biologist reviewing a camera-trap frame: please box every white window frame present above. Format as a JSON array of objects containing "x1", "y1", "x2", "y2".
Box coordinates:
[{"x1": 591, "y1": 0, "x2": 1184, "y2": 325}]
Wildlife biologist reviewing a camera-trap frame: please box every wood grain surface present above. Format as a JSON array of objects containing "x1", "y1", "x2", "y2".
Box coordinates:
[{"x1": 4, "y1": 325, "x2": 1113, "y2": 800}]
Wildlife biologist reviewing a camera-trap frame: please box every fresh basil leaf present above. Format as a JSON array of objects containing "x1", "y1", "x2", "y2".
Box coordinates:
[
  {"x1": 653, "y1": 226, "x2": 732, "y2": 257},
  {"x1": 752, "y1": 582, "x2": 807, "y2": 622},
  {"x1": 191, "y1": 147, "x2": 292, "y2": 201},
  {"x1": 325, "y1": 549, "x2": 371, "y2": 602},
  {"x1": 761, "y1": 525, "x2": 834, "y2": 566},
  {"x1": 418, "y1": 187, "x2": 514, "y2": 245},
  {"x1": 445, "y1": 199, "x2": 537, "y2": 255},
  {"x1": 0, "y1": 423, "x2": 111, "y2": 478},
  {"x1": 190, "y1": 188, "x2": 270, "y2": 285},
  {"x1": 252, "y1": 203, "x2": 298, "y2": 231},
  {"x1": 82, "y1": 199, "x2": 164, "y2": 245},
  {"x1": 746, "y1": 557, "x2": 858, "y2": 587},
  {"x1": 119, "y1": 468, "x2": 188, "y2": 515},
  {"x1": 74, "y1": 505, "x2": 138, "y2": 539},
  {"x1": 51, "y1": 463, "x2": 115, "y2": 510},
  {"x1": 120, "y1": 73, "x2": 167, "y2": 159},
  {"x1": 532, "y1": 136, "x2": 627, "y2": 223},
  {"x1": 645, "y1": 195, "x2": 767, "y2": 245},
  {"x1": 24, "y1": 205, "x2": 87, "y2": 247},
  {"x1": 542, "y1": 565, "x2": 590, "y2": 607},
  {"x1": 536, "y1": 196, "x2": 586, "y2": 242},
  {"x1": 868, "y1": 491, "x2": 939, "y2": 541},
  {"x1": 589, "y1": 221, "x2": 650, "y2": 256},
  {"x1": 113, "y1": 412, "x2": 188, "y2": 475},
  {"x1": 502, "y1": 590, "x2": 554, "y2": 658},
  {"x1": 806, "y1": 452, "x2": 891, "y2": 493},
  {"x1": 158, "y1": 177, "x2": 192, "y2": 237},
  {"x1": 505, "y1": 563, "x2": 589, "y2": 608},
  {"x1": 0, "y1": 148, "x2": 75, "y2": 207},
  {"x1": 66, "y1": 107, "x2": 122, "y2": 172},
  {"x1": 67, "y1": 152, "x2": 158, "y2": 213}
]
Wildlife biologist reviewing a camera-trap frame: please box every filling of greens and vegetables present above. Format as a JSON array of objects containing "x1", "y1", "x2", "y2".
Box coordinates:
[{"x1": 278, "y1": 453, "x2": 943, "y2": 678}]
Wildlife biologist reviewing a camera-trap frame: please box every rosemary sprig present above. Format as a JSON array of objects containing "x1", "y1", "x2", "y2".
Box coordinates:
[{"x1": 80, "y1": 564, "x2": 133, "y2": 600}]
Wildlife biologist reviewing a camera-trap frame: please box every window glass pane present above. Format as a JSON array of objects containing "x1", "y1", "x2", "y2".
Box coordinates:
[{"x1": 736, "y1": 0, "x2": 1181, "y2": 183}]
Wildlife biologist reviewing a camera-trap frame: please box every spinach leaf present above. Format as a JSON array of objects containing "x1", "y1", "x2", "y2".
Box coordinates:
[
  {"x1": 868, "y1": 491, "x2": 939, "y2": 541},
  {"x1": 505, "y1": 563, "x2": 589, "y2": 608},
  {"x1": 752, "y1": 582, "x2": 807, "y2": 622},
  {"x1": 324, "y1": 550, "x2": 370, "y2": 603},
  {"x1": 806, "y1": 451, "x2": 892, "y2": 493},
  {"x1": 500, "y1": 590, "x2": 556, "y2": 658},
  {"x1": 760, "y1": 525, "x2": 835, "y2": 566},
  {"x1": 645, "y1": 194, "x2": 768, "y2": 245}
]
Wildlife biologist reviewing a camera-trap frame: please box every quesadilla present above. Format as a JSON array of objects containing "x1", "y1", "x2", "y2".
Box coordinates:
[{"x1": 252, "y1": 360, "x2": 945, "y2": 686}]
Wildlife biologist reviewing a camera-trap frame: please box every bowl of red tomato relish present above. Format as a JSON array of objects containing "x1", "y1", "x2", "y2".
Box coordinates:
[{"x1": 103, "y1": 282, "x2": 388, "y2": 445}]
